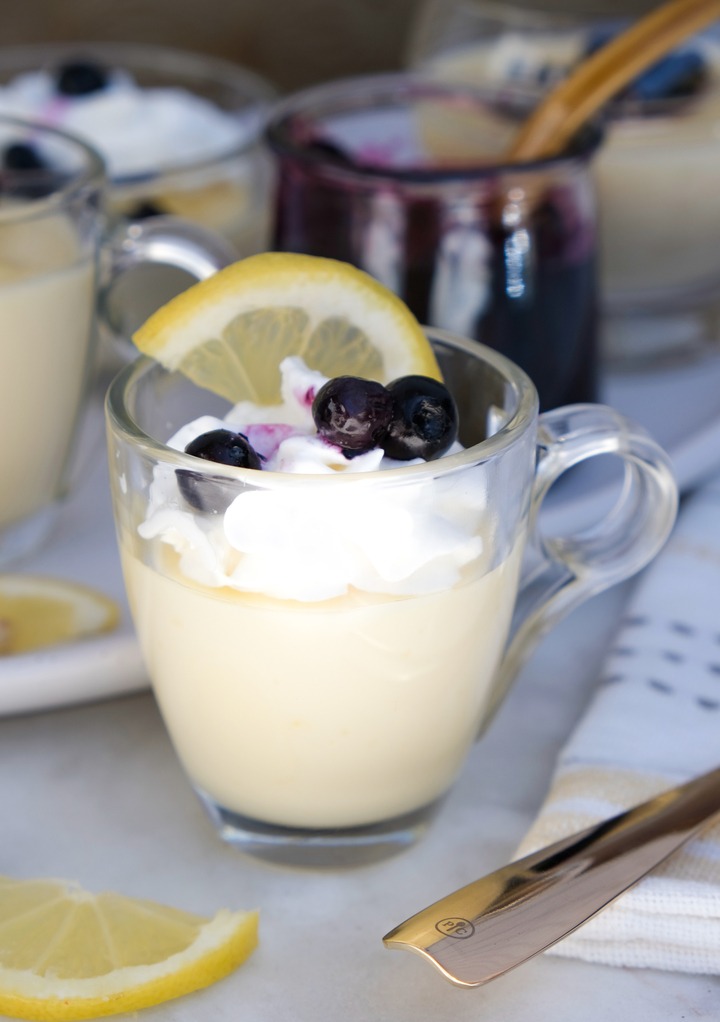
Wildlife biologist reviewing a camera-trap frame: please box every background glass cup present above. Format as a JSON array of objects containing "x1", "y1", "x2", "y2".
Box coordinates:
[
  {"x1": 266, "y1": 72, "x2": 601, "y2": 412},
  {"x1": 407, "y1": 0, "x2": 720, "y2": 366},
  {"x1": 105, "y1": 329, "x2": 677, "y2": 867},
  {"x1": 0, "y1": 114, "x2": 234, "y2": 569},
  {"x1": 0, "y1": 42, "x2": 276, "y2": 335}
]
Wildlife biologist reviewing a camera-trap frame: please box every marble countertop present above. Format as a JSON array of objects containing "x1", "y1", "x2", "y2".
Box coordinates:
[{"x1": 2, "y1": 363, "x2": 720, "y2": 1021}]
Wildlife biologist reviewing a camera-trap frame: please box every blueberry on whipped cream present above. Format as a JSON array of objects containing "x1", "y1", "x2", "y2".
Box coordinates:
[
  {"x1": 178, "y1": 359, "x2": 459, "y2": 495},
  {"x1": 1, "y1": 138, "x2": 56, "y2": 198},
  {"x1": 583, "y1": 30, "x2": 707, "y2": 105},
  {"x1": 2, "y1": 141, "x2": 45, "y2": 170},
  {"x1": 383, "y1": 376, "x2": 458, "y2": 461},
  {"x1": 56, "y1": 59, "x2": 109, "y2": 96},
  {"x1": 178, "y1": 428, "x2": 265, "y2": 512},
  {"x1": 311, "y1": 377, "x2": 394, "y2": 454}
]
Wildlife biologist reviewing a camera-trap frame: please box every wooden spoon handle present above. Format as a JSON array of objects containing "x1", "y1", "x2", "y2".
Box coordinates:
[{"x1": 506, "y1": 0, "x2": 720, "y2": 162}]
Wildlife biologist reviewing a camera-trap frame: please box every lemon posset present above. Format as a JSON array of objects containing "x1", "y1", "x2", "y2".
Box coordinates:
[
  {"x1": 113, "y1": 252, "x2": 527, "y2": 847},
  {"x1": 110, "y1": 248, "x2": 678, "y2": 859}
]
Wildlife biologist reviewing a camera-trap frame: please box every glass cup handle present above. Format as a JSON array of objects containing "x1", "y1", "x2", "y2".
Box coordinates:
[
  {"x1": 102, "y1": 213, "x2": 237, "y2": 283},
  {"x1": 486, "y1": 404, "x2": 679, "y2": 725},
  {"x1": 97, "y1": 214, "x2": 237, "y2": 354}
]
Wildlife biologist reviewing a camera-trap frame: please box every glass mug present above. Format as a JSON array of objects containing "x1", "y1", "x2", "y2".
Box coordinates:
[
  {"x1": 407, "y1": 0, "x2": 720, "y2": 365},
  {"x1": 106, "y1": 328, "x2": 677, "y2": 866},
  {"x1": 0, "y1": 114, "x2": 234, "y2": 568},
  {"x1": 0, "y1": 42, "x2": 276, "y2": 336},
  {"x1": 266, "y1": 72, "x2": 601, "y2": 412}
]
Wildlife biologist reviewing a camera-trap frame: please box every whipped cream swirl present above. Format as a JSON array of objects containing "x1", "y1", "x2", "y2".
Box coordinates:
[
  {"x1": 140, "y1": 358, "x2": 485, "y2": 602},
  {"x1": 0, "y1": 69, "x2": 251, "y2": 178}
]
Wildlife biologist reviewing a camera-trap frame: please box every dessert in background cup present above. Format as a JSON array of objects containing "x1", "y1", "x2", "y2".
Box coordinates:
[
  {"x1": 0, "y1": 113, "x2": 239, "y2": 569},
  {"x1": 0, "y1": 118, "x2": 100, "y2": 564},
  {"x1": 105, "y1": 254, "x2": 678, "y2": 866},
  {"x1": 408, "y1": 2, "x2": 720, "y2": 364},
  {"x1": 0, "y1": 42, "x2": 275, "y2": 335}
]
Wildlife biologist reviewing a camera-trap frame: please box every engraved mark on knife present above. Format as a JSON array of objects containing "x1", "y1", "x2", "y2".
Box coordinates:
[{"x1": 435, "y1": 917, "x2": 475, "y2": 939}]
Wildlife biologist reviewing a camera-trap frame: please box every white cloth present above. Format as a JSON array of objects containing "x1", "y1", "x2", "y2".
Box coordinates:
[{"x1": 516, "y1": 470, "x2": 720, "y2": 974}]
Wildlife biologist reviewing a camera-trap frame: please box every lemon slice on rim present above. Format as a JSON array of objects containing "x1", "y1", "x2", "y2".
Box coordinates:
[
  {"x1": 0, "y1": 876, "x2": 258, "y2": 1020},
  {"x1": 0, "y1": 576, "x2": 119, "y2": 656},
  {"x1": 132, "y1": 252, "x2": 441, "y2": 405}
]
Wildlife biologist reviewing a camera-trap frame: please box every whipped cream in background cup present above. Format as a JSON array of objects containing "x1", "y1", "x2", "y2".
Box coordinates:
[
  {"x1": 408, "y1": 0, "x2": 720, "y2": 366},
  {"x1": 105, "y1": 328, "x2": 678, "y2": 866},
  {"x1": 0, "y1": 42, "x2": 276, "y2": 341},
  {"x1": 0, "y1": 113, "x2": 236, "y2": 569}
]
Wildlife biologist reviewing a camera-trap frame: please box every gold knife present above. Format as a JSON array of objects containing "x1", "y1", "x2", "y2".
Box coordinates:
[{"x1": 383, "y1": 766, "x2": 720, "y2": 987}]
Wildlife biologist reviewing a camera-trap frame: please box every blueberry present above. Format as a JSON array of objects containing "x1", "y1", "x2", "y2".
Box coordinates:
[
  {"x1": 312, "y1": 376, "x2": 393, "y2": 453},
  {"x1": 185, "y1": 429, "x2": 263, "y2": 468},
  {"x1": 2, "y1": 142, "x2": 45, "y2": 170},
  {"x1": 626, "y1": 50, "x2": 707, "y2": 102},
  {"x1": 56, "y1": 60, "x2": 109, "y2": 96},
  {"x1": 177, "y1": 428, "x2": 263, "y2": 511},
  {"x1": 1, "y1": 141, "x2": 55, "y2": 198},
  {"x1": 583, "y1": 29, "x2": 706, "y2": 103},
  {"x1": 382, "y1": 376, "x2": 458, "y2": 461}
]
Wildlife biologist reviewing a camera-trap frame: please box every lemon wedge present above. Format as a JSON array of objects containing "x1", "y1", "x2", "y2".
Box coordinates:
[
  {"x1": 0, "y1": 876, "x2": 259, "y2": 1020},
  {"x1": 132, "y1": 251, "x2": 441, "y2": 404},
  {"x1": 416, "y1": 95, "x2": 515, "y2": 165},
  {"x1": 0, "y1": 576, "x2": 119, "y2": 656}
]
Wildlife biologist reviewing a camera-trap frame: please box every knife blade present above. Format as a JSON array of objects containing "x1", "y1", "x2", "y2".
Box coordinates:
[{"x1": 383, "y1": 766, "x2": 720, "y2": 987}]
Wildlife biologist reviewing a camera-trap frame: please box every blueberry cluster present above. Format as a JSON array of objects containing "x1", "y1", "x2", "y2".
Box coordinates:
[
  {"x1": 311, "y1": 374, "x2": 458, "y2": 461},
  {"x1": 178, "y1": 374, "x2": 458, "y2": 510}
]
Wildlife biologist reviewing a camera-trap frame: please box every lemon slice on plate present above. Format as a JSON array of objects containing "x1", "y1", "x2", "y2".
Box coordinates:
[
  {"x1": 0, "y1": 576, "x2": 119, "y2": 656},
  {"x1": 132, "y1": 251, "x2": 441, "y2": 404},
  {"x1": 0, "y1": 876, "x2": 258, "y2": 1020}
]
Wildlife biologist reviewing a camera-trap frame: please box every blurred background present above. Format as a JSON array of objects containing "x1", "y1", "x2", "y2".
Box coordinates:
[{"x1": 4, "y1": 0, "x2": 662, "y2": 91}]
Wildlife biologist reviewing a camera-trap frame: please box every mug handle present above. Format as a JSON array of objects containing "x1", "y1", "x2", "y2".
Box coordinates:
[
  {"x1": 103, "y1": 214, "x2": 237, "y2": 281},
  {"x1": 98, "y1": 214, "x2": 237, "y2": 353},
  {"x1": 485, "y1": 403, "x2": 678, "y2": 726}
]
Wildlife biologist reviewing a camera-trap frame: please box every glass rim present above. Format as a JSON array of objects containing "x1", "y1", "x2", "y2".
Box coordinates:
[
  {"x1": 105, "y1": 328, "x2": 539, "y2": 489},
  {"x1": 409, "y1": 7, "x2": 720, "y2": 125},
  {"x1": 0, "y1": 113, "x2": 105, "y2": 222},
  {"x1": 414, "y1": 0, "x2": 633, "y2": 28},
  {"x1": 0, "y1": 41, "x2": 277, "y2": 183},
  {"x1": 265, "y1": 70, "x2": 603, "y2": 183}
]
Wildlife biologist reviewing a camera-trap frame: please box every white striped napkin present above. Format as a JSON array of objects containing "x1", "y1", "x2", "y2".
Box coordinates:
[{"x1": 516, "y1": 469, "x2": 720, "y2": 974}]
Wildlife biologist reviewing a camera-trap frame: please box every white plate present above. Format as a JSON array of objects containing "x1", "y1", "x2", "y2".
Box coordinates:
[
  {"x1": 2, "y1": 350, "x2": 720, "y2": 717},
  {"x1": 0, "y1": 393, "x2": 148, "y2": 716}
]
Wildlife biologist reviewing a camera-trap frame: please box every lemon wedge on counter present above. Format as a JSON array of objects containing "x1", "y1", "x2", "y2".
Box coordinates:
[
  {"x1": 0, "y1": 576, "x2": 119, "y2": 656},
  {"x1": 0, "y1": 876, "x2": 259, "y2": 1020},
  {"x1": 132, "y1": 251, "x2": 442, "y2": 404}
]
